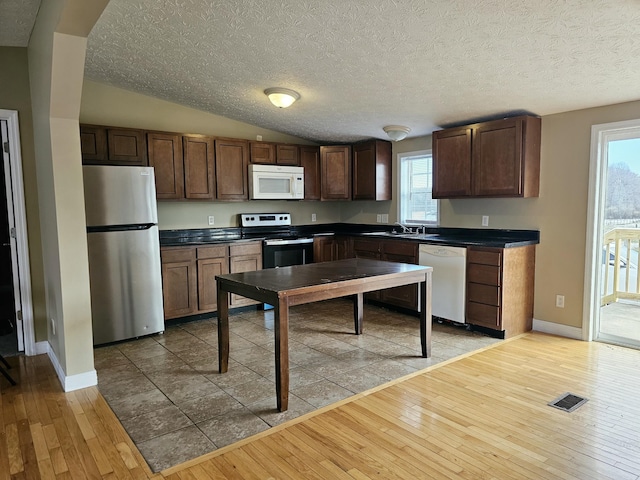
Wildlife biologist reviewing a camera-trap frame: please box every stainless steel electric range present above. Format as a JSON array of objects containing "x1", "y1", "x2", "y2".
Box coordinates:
[{"x1": 240, "y1": 213, "x2": 314, "y2": 269}]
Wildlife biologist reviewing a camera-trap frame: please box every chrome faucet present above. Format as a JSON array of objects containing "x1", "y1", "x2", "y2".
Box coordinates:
[{"x1": 394, "y1": 222, "x2": 412, "y2": 233}]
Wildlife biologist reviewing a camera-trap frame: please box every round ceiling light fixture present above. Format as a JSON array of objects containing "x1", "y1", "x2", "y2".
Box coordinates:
[
  {"x1": 383, "y1": 125, "x2": 411, "y2": 142},
  {"x1": 264, "y1": 87, "x2": 300, "y2": 108}
]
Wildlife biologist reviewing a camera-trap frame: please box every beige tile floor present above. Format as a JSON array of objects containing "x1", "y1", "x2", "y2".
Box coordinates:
[{"x1": 94, "y1": 299, "x2": 501, "y2": 472}]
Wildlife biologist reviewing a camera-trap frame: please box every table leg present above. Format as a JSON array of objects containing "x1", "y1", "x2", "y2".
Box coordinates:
[
  {"x1": 274, "y1": 296, "x2": 290, "y2": 412},
  {"x1": 353, "y1": 293, "x2": 363, "y2": 335},
  {"x1": 420, "y1": 271, "x2": 432, "y2": 358},
  {"x1": 217, "y1": 282, "x2": 230, "y2": 373}
]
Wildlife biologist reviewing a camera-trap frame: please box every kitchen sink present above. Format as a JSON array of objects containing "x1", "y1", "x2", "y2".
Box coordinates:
[{"x1": 360, "y1": 231, "x2": 440, "y2": 240}]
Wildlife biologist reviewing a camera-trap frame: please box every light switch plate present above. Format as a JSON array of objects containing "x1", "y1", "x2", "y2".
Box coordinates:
[
  {"x1": 208, "y1": 215, "x2": 215, "y2": 225},
  {"x1": 482, "y1": 215, "x2": 489, "y2": 226}
]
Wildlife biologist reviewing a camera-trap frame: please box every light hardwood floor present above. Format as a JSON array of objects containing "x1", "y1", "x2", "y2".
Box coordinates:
[{"x1": 2, "y1": 332, "x2": 639, "y2": 479}]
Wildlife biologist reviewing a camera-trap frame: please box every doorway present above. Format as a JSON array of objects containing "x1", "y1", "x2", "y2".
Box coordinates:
[
  {"x1": 0, "y1": 109, "x2": 35, "y2": 357},
  {"x1": 585, "y1": 120, "x2": 640, "y2": 349}
]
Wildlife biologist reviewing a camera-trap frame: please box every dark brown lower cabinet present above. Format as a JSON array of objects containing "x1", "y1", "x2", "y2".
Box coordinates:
[
  {"x1": 229, "y1": 242, "x2": 262, "y2": 307},
  {"x1": 161, "y1": 242, "x2": 260, "y2": 320},
  {"x1": 161, "y1": 247, "x2": 197, "y2": 319},
  {"x1": 466, "y1": 245, "x2": 535, "y2": 338},
  {"x1": 313, "y1": 236, "x2": 352, "y2": 263},
  {"x1": 351, "y1": 238, "x2": 419, "y2": 311},
  {"x1": 196, "y1": 245, "x2": 228, "y2": 312}
]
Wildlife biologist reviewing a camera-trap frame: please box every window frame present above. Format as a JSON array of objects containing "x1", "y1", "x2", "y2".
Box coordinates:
[{"x1": 397, "y1": 149, "x2": 439, "y2": 226}]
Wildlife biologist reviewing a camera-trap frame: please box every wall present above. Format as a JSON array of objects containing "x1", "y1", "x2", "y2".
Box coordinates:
[
  {"x1": 28, "y1": 0, "x2": 107, "y2": 380},
  {"x1": 80, "y1": 81, "x2": 343, "y2": 228},
  {"x1": 0, "y1": 47, "x2": 47, "y2": 342}
]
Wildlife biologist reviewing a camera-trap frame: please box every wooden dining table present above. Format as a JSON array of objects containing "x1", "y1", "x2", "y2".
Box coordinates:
[{"x1": 216, "y1": 257, "x2": 433, "y2": 412}]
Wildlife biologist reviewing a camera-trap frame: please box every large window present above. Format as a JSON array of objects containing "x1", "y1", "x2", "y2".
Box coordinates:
[{"x1": 398, "y1": 150, "x2": 438, "y2": 225}]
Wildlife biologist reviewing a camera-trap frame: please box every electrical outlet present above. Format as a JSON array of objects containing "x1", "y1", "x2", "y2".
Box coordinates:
[
  {"x1": 256, "y1": 135, "x2": 262, "y2": 141},
  {"x1": 556, "y1": 295, "x2": 565, "y2": 308},
  {"x1": 482, "y1": 215, "x2": 489, "y2": 227},
  {"x1": 376, "y1": 214, "x2": 382, "y2": 223},
  {"x1": 208, "y1": 215, "x2": 215, "y2": 226},
  {"x1": 382, "y1": 214, "x2": 389, "y2": 223},
  {"x1": 312, "y1": 213, "x2": 317, "y2": 222},
  {"x1": 51, "y1": 317, "x2": 56, "y2": 335}
]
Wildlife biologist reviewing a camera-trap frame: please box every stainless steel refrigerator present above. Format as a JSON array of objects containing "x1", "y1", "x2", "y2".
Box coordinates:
[{"x1": 83, "y1": 165, "x2": 164, "y2": 345}]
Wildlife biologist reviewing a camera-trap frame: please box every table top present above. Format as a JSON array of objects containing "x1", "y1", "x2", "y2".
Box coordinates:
[{"x1": 216, "y1": 258, "x2": 431, "y2": 295}]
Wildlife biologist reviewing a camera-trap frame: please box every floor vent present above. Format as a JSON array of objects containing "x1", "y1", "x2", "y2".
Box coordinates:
[{"x1": 548, "y1": 393, "x2": 588, "y2": 412}]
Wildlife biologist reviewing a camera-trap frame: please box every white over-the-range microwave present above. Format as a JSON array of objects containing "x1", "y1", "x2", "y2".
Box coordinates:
[{"x1": 248, "y1": 164, "x2": 305, "y2": 200}]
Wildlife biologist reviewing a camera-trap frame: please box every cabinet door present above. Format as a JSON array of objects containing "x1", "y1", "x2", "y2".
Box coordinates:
[
  {"x1": 300, "y1": 146, "x2": 321, "y2": 200},
  {"x1": 107, "y1": 128, "x2": 148, "y2": 166},
  {"x1": 381, "y1": 242, "x2": 419, "y2": 311},
  {"x1": 313, "y1": 237, "x2": 334, "y2": 263},
  {"x1": 250, "y1": 142, "x2": 276, "y2": 164},
  {"x1": 197, "y1": 257, "x2": 227, "y2": 312},
  {"x1": 215, "y1": 139, "x2": 249, "y2": 201},
  {"x1": 276, "y1": 144, "x2": 299, "y2": 165},
  {"x1": 432, "y1": 127, "x2": 472, "y2": 198},
  {"x1": 229, "y1": 242, "x2": 262, "y2": 306},
  {"x1": 334, "y1": 236, "x2": 352, "y2": 260},
  {"x1": 80, "y1": 125, "x2": 108, "y2": 163},
  {"x1": 320, "y1": 145, "x2": 352, "y2": 200},
  {"x1": 184, "y1": 135, "x2": 215, "y2": 199},
  {"x1": 352, "y1": 140, "x2": 391, "y2": 201},
  {"x1": 148, "y1": 132, "x2": 184, "y2": 199},
  {"x1": 161, "y1": 248, "x2": 197, "y2": 319},
  {"x1": 473, "y1": 118, "x2": 523, "y2": 197}
]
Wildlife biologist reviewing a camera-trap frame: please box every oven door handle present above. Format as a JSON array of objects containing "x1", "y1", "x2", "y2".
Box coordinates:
[{"x1": 263, "y1": 238, "x2": 314, "y2": 246}]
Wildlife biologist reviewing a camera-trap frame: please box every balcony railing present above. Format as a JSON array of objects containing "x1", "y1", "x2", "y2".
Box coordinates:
[{"x1": 601, "y1": 227, "x2": 640, "y2": 305}]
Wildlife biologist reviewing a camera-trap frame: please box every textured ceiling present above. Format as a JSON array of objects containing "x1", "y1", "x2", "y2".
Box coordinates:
[
  {"x1": 0, "y1": 0, "x2": 40, "y2": 46},
  {"x1": 4, "y1": 1, "x2": 640, "y2": 143}
]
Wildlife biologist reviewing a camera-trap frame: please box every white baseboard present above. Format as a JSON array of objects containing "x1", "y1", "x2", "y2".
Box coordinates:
[
  {"x1": 532, "y1": 318, "x2": 583, "y2": 340},
  {"x1": 46, "y1": 343, "x2": 98, "y2": 392},
  {"x1": 34, "y1": 341, "x2": 49, "y2": 355}
]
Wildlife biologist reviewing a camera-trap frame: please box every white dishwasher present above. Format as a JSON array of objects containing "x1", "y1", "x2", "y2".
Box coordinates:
[{"x1": 418, "y1": 245, "x2": 467, "y2": 324}]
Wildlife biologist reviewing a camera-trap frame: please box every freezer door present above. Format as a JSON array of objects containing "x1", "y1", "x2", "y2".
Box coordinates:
[
  {"x1": 83, "y1": 165, "x2": 158, "y2": 226},
  {"x1": 87, "y1": 225, "x2": 164, "y2": 345}
]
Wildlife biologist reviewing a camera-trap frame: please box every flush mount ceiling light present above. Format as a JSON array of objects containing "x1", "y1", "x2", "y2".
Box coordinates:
[
  {"x1": 383, "y1": 125, "x2": 411, "y2": 141},
  {"x1": 264, "y1": 87, "x2": 300, "y2": 108}
]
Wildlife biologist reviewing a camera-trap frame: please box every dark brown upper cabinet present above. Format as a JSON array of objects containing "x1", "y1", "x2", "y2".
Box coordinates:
[
  {"x1": 276, "y1": 144, "x2": 299, "y2": 165},
  {"x1": 80, "y1": 125, "x2": 147, "y2": 166},
  {"x1": 432, "y1": 127, "x2": 473, "y2": 197},
  {"x1": 215, "y1": 138, "x2": 249, "y2": 201},
  {"x1": 432, "y1": 115, "x2": 541, "y2": 198},
  {"x1": 249, "y1": 142, "x2": 276, "y2": 164},
  {"x1": 352, "y1": 139, "x2": 392, "y2": 201},
  {"x1": 183, "y1": 135, "x2": 215, "y2": 199},
  {"x1": 300, "y1": 146, "x2": 321, "y2": 201},
  {"x1": 148, "y1": 133, "x2": 216, "y2": 200},
  {"x1": 147, "y1": 132, "x2": 184, "y2": 200},
  {"x1": 320, "y1": 145, "x2": 352, "y2": 201}
]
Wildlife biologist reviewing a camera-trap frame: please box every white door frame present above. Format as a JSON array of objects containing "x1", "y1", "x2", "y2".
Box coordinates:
[
  {"x1": 0, "y1": 109, "x2": 35, "y2": 356},
  {"x1": 583, "y1": 118, "x2": 640, "y2": 342}
]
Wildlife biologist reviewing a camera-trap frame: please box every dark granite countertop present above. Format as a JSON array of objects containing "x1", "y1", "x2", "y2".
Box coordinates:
[{"x1": 160, "y1": 224, "x2": 539, "y2": 249}]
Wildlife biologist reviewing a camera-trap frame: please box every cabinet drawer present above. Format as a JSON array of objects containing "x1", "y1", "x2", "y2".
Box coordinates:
[
  {"x1": 467, "y1": 263, "x2": 500, "y2": 286},
  {"x1": 197, "y1": 245, "x2": 227, "y2": 259},
  {"x1": 467, "y1": 283, "x2": 500, "y2": 306},
  {"x1": 467, "y1": 301, "x2": 500, "y2": 329},
  {"x1": 229, "y1": 242, "x2": 262, "y2": 257},
  {"x1": 161, "y1": 247, "x2": 195, "y2": 263},
  {"x1": 383, "y1": 240, "x2": 417, "y2": 257},
  {"x1": 468, "y1": 249, "x2": 502, "y2": 266}
]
